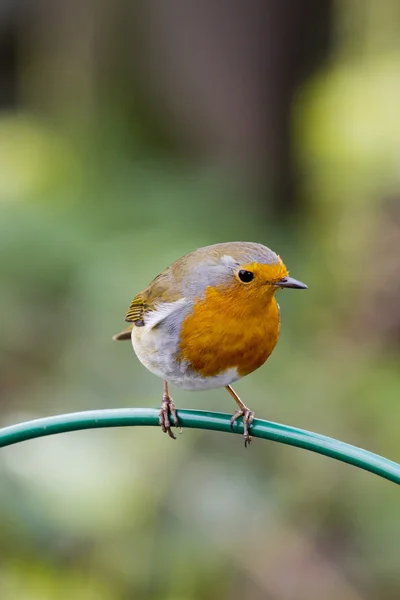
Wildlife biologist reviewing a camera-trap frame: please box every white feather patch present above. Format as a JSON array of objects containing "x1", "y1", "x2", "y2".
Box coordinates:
[
  {"x1": 220, "y1": 254, "x2": 239, "y2": 268},
  {"x1": 144, "y1": 298, "x2": 187, "y2": 330}
]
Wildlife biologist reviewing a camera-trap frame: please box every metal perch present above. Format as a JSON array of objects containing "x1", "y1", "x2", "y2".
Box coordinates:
[{"x1": 0, "y1": 408, "x2": 398, "y2": 485}]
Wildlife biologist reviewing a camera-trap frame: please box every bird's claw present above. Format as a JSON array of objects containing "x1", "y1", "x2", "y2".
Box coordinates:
[
  {"x1": 159, "y1": 395, "x2": 180, "y2": 439},
  {"x1": 230, "y1": 409, "x2": 255, "y2": 447}
]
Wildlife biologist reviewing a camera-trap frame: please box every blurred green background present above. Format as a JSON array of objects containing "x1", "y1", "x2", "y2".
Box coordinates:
[{"x1": 0, "y1": 1, "x2": 399, "y2": 599}]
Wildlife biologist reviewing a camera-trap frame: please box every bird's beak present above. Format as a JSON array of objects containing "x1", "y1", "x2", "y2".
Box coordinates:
[{"x1": 274, "y1": 276, "x2": 307, "y2": 290}]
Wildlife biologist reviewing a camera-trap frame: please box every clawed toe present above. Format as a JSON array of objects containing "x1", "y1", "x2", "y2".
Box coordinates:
[
  {"x1": 159, "y1": 400, "x2": 177, "y2": 439},
  {"x1": 230, "y1": 409, "x2": 255, "y2": 447},
  {"x1": 159, "y1": 382, "x2": 181, "y2": 440}
]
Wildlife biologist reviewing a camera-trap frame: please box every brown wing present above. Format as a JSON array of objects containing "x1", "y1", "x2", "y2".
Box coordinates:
[
  {"x1": 112, "y1": 294, "x2": 147, "y2": 340},
  {"x1": 123, "y1": 269, "x2": 183, "y2": 326},
  {"x1": 125, "y1": 292, "x2": 148, "y2": 325}
]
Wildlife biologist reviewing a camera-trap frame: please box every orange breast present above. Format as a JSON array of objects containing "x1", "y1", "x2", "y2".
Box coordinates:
[{"x1": 178, "y1": 284, "x2": 280, "y2": 378}]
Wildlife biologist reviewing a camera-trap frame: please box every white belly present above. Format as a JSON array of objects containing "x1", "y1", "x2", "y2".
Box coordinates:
[{"x1": 131, "y1": 326, "x2": 240, "y2": 391}]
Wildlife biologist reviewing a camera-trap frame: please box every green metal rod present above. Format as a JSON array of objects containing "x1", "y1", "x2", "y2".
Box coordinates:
[{"x1": 0, "y1": 408, "x2": 398, "y2": 484}]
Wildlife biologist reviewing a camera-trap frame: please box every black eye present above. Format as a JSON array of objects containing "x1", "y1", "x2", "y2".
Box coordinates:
[{"x1": 238, "y1": 270, "x2": 254, "y2": 283}]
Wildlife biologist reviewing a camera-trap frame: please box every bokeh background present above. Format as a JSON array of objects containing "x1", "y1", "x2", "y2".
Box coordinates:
[{"x1": 0, "y1": 1, "x2": 399, "y2": 598}]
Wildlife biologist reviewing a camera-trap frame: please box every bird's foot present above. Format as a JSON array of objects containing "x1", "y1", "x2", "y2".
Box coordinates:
[
  {"x1": 230, "y1": 409, "x2": 255, "y2": 447},
  {"x1": 159, "y1": 393, "x2": 180, "y2": 440}
]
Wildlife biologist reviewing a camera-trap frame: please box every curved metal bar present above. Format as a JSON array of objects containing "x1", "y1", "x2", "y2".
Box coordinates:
[{"x1": 0, "y1": 408, "x2": 398, "y2": 484}]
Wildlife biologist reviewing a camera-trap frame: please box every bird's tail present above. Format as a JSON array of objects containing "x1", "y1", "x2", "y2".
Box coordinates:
[{"x1": 112, "y1": 325, "x2": 134, "y2": 341}]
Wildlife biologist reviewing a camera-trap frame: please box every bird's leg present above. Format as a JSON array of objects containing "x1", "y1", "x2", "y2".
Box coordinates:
[
  {"x1": 159, "y1": 380, "x2": 180, "y2": 440},
  {"x1": 226, "y1": 385, "x2": 255, "y2": 447}
]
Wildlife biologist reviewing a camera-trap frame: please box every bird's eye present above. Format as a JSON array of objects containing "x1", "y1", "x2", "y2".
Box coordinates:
[{"x1": 238, "y1": 270, "x2": 254, "y2": 283}]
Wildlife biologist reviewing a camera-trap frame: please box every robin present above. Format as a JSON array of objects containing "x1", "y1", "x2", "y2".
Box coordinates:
[{"x1": 113, "y1": 242, "x2": 307, "y2": 445}]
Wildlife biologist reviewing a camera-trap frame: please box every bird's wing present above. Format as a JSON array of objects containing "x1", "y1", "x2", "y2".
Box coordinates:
[
  {"x1": 125, "y1": 292, "x2": 148, "y2": 325},
  {"x1": 124, "y1": 269, "x2": 186, "y2": 329}
]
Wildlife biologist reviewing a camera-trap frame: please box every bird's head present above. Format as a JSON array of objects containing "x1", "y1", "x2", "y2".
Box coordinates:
[
  {"x1": 180, "y1": 242, "x2": 307, "y2": 307},
  {"x1": 232, "y1": 259, "x2": 307, "y2": 295}
]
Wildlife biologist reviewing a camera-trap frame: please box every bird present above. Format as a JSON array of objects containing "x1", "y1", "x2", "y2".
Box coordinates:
[{"x1": 113, "y1": 241, "x2": 307, "y2": 446}]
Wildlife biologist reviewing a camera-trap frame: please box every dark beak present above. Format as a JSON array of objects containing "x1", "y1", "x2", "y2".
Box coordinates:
[{"x1": 274, "y1": 276, "x2": 307, "y2": 290}]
